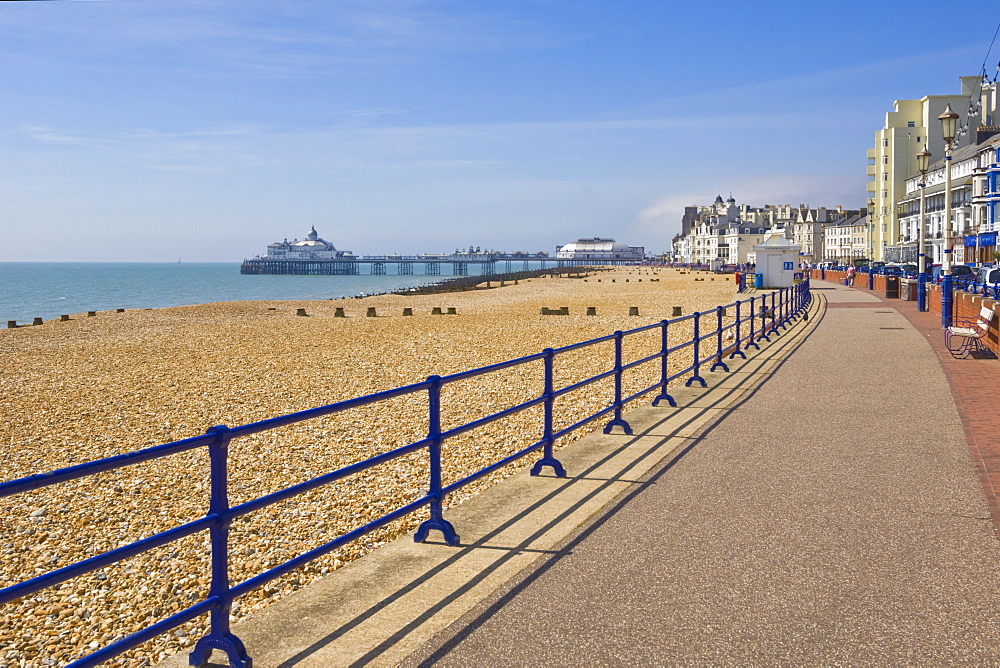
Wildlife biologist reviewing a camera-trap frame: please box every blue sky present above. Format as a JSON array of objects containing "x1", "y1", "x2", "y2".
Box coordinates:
[{"x1": 1, "y1": 0, "x2": 996, "y2": 261}]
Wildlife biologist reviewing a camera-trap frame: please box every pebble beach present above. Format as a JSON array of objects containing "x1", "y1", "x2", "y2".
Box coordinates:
[{"x1": 0, "y1": 267, "x2": 738, "y2": 666}]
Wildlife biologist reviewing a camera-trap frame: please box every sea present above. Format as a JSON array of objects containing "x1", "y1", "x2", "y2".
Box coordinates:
[{"x1": 0, "y1": 262, "x2": 461, "y2": 325}]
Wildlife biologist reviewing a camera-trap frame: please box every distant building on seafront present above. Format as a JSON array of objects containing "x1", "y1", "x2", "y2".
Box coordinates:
[
  {"x1": 671, "y1": 195, "x2": 861, "y2": 265},
  {"x1": 555, "y1": 236, "x2": 644, "y2": 261},
  {"x1": 265, "y1": 226, "x2": 355, "y2": 260}
]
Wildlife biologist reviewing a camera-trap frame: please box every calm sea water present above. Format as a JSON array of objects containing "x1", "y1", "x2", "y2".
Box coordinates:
[{"x1": 0, "y1": 263, "x2": 455, "y2": 325}]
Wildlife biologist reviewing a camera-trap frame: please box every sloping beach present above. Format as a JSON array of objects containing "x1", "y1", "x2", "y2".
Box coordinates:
[{"x1": 1, "y1": 267, "x2": 736, "y2": 665}]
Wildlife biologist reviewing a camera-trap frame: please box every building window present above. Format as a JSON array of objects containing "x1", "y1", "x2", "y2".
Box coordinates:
[
  {"x1": 883, "y1": 139, "x2": 889, "y2": 147},
  {"x1": 916, "y1": 136, "x2": 921, "y2": 142},
  {"x1": 907, "y1": 121, "x2": 915, "y2": 127}
]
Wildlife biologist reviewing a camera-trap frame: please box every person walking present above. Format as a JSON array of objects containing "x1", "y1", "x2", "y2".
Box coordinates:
[{"x1": 846, "y1": 264, "x2": 856, "y2": 286}]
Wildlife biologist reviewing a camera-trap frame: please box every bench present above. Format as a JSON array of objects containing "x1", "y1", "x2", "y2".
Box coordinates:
[{"x1": 945, "y1": 306, "x2": 996, "y2": 358}]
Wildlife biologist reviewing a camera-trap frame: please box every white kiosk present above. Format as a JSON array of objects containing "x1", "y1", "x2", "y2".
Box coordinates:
[{"x1": 753, "y1": 235, "x2": 801, "y2": 289}]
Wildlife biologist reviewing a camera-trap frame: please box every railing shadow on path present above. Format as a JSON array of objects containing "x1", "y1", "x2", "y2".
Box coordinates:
[
  {"x1": 194, "y1": 293, "x2": 823, "y2": 668},
  {"x1": 396, "y1": 295, "x2": 826, "y2": 668}
]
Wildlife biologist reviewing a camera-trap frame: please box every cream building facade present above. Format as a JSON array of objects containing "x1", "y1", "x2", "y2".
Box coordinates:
[{"x1": 868, "y1": 76, "x2": 999, "y2": 262}]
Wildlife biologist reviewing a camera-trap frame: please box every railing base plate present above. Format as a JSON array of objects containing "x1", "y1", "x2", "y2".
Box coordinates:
[
  {"x1": 189, "y1": 632, "x2": 251, "y2": 668},
  {"x1": 414, "y1": 518, "x2": 460, "y2": 546},
  {"x1": 530, "y1": 457, "x2": 567, "y2": 477}
]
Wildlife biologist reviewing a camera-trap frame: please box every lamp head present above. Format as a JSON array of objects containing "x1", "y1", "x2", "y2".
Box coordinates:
[
  {"x1": 916, "y1": 146, "x2": 931, "y2": 174},
  {"x1": 939, "y1": 104, "x2": 959, "y2": 144}
]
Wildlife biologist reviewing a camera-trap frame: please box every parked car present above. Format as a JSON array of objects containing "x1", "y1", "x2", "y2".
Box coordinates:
[
  {"x1": 930, "y1": 264, "x2": 975, "y2": 282},
  {"x1": 975, "y1": 265, "x2": 1000, "y2": 296},
  {"x1": 899, "y1": 264, "x2": 918, "y2": 276}
]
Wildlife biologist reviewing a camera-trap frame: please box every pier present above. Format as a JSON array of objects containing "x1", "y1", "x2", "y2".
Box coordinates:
[{"x1": 240, "y1": 255, "x2": 635, "y2": 275}]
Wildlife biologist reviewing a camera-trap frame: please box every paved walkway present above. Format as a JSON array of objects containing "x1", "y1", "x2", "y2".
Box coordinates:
[
  {"x1": 169, "y1": 281, "x2": 1000, "y2": 666},
  {"x1": 406, "y1": 281, "x2": 1000, "y2": 665}
]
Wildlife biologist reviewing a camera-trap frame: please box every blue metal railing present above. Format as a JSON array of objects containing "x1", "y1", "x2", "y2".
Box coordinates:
[{"x1": 1, "y1": 281, "x2": 812, "y2": 667}]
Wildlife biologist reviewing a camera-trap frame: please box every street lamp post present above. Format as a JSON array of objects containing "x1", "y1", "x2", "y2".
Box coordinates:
[
  {"x1": 939, "y1": 103, "x2": 959, "y2": 327},
  {"x1": 867, "y1": 199, "x2": 875, "y2": 289},
  {"x1": 916, "y1": 146, "x2": 931, "y2": 311}
]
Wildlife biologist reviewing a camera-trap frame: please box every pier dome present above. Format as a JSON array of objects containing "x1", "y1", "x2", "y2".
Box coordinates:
[
  {"x1": 555, "y1": 236, "x2": 644, "y2": 261},
  {"x1": 264, "y1": 227, "x2": 353, "y2": 260}
]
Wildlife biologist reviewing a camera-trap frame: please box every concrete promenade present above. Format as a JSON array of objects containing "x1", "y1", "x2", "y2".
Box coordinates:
[{"x1": 171, "y1": 280, "x2": 1000, "y2": 666}]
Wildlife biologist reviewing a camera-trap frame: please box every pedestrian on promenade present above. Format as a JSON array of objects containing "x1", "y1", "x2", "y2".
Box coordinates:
[{"x1": 846, "y1": 264, "x2": 856, "y2": 286}]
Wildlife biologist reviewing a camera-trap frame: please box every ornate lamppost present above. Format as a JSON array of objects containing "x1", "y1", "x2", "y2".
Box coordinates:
[
  {"x1": 867, "y1": 199, "x2": 875, "y2": 289},
  {"x1": 939, "y1": 103, "x2": 959, "y2": 327},
  {"x1": 916, "y1": 146, "x2": 931, "y2": 311}
]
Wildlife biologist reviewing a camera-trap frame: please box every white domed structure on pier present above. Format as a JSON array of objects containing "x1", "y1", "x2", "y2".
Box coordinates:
[
  {"x1": 266, "y1": 226, "x2": 355, "y2": 260},
  {"x1": 555, "y1": 236, "x2": 644, "y2": 261}
]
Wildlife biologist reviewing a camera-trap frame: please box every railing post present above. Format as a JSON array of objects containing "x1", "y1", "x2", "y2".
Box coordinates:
[
  {"x1": 729, "y1": 299, "x2": 746, "y2": 359},
  {"x1": 531, "y1": 348, "x2": 567, "y2": 476},
  {"x1": 652, "y1": 319, "x2": 676, "y2": 407},
  {"x1": 710, "y1": 306, "x2": 729, "y2": 372},
  {"x1": 777, "y1": 287, "x2": 789, "y2": 328},
  {"x1": 189, "y1": 425, "x2": 251, "y2": 668},
  {"x1": 414, "y1": 376, "x2": 460, "y2": 545},
  {"x1": 745, "y1": 296, "x2": 760, "y2": 350},
  {"x1": 767, "y1": 292, "x2": 779, "y2": 336},
  {"x1": 755, "y1": 297, "x2": 771, "y2": 343},
  {"x1": 685, "y1": 312, "x2": 707, "y2": 387},
  {"x1": 603, "y1": 331, "x2": 633, "y2": 434}
]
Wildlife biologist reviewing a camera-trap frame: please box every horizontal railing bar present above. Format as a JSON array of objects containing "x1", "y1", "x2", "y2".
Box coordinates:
[
  {"x1": 620, "y1": 321, "x2": 663, "y2": 335},
  {"x1": 551, "y1": 404, "x2": 616, "y2": 441},
  {"x1": 229, "y1": 496, "x2": 430, "y2": 599},
  {"x1": 437, "y1": 395, "x2": 546, "y2": 441},
  {"x1": 227, "y1": 380, "x2": 431, "y2": 439},
  {"x1": 0, "y1": 433, "x2": 215, "y2": 498},
  {"x1": 551, "y1": 367, "x2": 616, "y2": 399},
  {"x1": 665, "y1": 365, "x2": 696, "y2": 384},
  {"x1": 621, "y1": 381, "x2": 661, "y2": 407},
  {"x1": 551, "y1": 332, "x2": 616, "y2": 354},
  {"x1": 229, "y1": 438, "x2": 433, "y2": 520},
  {"x1": 438, "y1": 351, "x2": 546, "y2": 384},
  {"x1": 665, "y1": 340, "x2": 694, "y2": 355},
  {"x1": 67, "y1": 597, "x2": 219, "y2": 668},
  {"x1": 619, "y1": 350, "x2": 662, "y2": 373},
  {"x1": 0, "y1": 516, "x2": 216, "y2": 605},
  {"x1": 441, "y1": 441, "x2": 545, "y2": 496}
]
